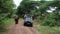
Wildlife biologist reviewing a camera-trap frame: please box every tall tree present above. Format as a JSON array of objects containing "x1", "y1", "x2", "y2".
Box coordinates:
[
  {"x1": 17, "y1": 0, "x2": 40, "y2": 17},
  {"x1": 0, "y1": 0, "x2": 15, "y2": 32}
]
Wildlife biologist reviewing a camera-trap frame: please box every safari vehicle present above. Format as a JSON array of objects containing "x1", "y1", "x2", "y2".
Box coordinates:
[{"x1": 24, "y1": 14, "x2": 33, "y2": 27}]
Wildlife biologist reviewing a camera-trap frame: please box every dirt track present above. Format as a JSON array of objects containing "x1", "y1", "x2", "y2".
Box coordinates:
[{"x1": 5, "y1": 20, "x2": 39, "y2": 34}]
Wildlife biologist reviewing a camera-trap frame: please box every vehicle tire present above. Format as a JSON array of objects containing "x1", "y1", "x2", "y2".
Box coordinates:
[
  {"x1": 29, "y1": 23, "x2": 33, "y2": 27},
  {"x1": 24, "y1": 21, "x2": 33, "y2": 27}
]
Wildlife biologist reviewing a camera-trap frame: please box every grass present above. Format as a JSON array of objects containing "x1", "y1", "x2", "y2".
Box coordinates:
[
  {"x1": 38, "y1": 29, "x2": 46, "y2": 34},
  {"x1": 4, "y1": 18, "x2": 23, "y2": 27},
  {"x1": 39, "y1": 26, "x2": 60, "y2": 34},
  {"x1": 4, "y1": 18, "x2": 14, "y2": 26},
  {"x1": 34, "y1": 21, "x2": 60, "y2": 34},
  {"x1": 42, "y1": 26, "x2": 60, "y2": 32},
  {"x1": 0, "y1": 18, "x2": 14, "y2": 34},
  {"x1": 36, "y1": 25, "x2": 60, "y2": 34}
]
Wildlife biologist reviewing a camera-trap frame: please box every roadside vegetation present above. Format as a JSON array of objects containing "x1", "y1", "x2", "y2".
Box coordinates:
[{"x1": 0, "y1": 0, "x2": 60, "y2": 34}]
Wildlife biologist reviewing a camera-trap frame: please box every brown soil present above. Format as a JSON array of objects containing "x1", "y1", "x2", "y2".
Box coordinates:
[{"x1": 4, "y1": 20, "x2": 40, "y2": 34}]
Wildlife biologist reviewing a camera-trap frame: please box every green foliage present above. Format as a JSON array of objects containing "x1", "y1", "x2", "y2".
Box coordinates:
[
  {"x1": 0, "y1": 0, "x2": 15, "y2": 13},
  {"x1": 37, "y1": 16, "x2": 41, "y2": 19},
  {"x1": 41, "y1": 18, "x2": 56, "y2": 26},
  {"x1": 0, "y1": 0, "x2": 15, "y2": 32},
  {"x1": 41, "y1": 11, "x2": 60, "y2": 26},
  {"x1": 17, "y1": 1, "x2": 40, "y2": 17},
  {"x1": 18, "y1": 1, "x2": 60, "y2": 27},
  {"x1": 0, "y1": 15, "x2": 6, "y2": 32}
]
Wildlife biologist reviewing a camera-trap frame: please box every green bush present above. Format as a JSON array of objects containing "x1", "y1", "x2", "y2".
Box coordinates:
[
  {"x1": 0, "y1": 20, "x2": 5, "y2": 32},
  {"x1": 35, "y1": 16, "x2": 41, "y2": 22},
  {"x1": 41, "y1": 18, "x2": 56, "y2": 26},
  {"x1": 0, "y1": 15, "x2": 6, "y2": 32},
  {"x1": 56, "y1": 21, "x2": 60, "y2": 26}
]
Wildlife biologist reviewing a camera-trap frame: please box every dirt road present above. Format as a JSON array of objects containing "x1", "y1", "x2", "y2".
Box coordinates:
[{"x1": 5, "y1": 20, "x2": 39, "y2": 34}]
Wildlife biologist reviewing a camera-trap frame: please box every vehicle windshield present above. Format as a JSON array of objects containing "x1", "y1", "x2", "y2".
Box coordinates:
[
  {"x1": 25, "y1": 17, "x2": 32, "y2": 22},
  {"x1": 24, "y1": 14, "x2": 32, "y2": 22}
]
